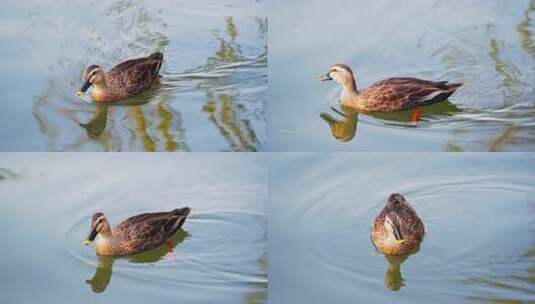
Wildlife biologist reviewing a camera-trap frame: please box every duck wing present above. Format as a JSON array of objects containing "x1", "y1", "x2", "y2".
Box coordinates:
[
  {"x1": 362, "y1": 77, "x2": 462, "y2": 111},
  {"x1": 115, "y1": 211, "x2": 188, "y2": 253},
  {"x1": 106, "y1": 53, "x2": 163, "y2": 96},
  {"x1": 371, "y1": 77, "x2": 450, "y2": 88},
  {"x1": 398, "y1": 205, "x2": 425, "y2": 242},
  {"x1": 108, "y1": 60, "x2": 162, "y2": 96},
  {"x1": 108, "y1": 52, "x2": 163, "y2": 75}
]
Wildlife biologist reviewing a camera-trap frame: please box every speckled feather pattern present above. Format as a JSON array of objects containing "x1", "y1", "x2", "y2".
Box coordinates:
[
  {"x1": 93, "y1": 52, "x2": 163, "y2": 102},
  {"x1": 353, "y1": 77, "x2": 462, "y2": 112},
  {"x1": 96, "y1": 208, "x2": 189, "y2": 256},
  {"x1": 371, "y1": 194, "x2": 425, "y2": 256}
]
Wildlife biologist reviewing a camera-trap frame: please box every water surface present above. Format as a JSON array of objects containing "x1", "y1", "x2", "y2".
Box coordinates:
[
  {"x1": 269, "y1": 153, "x2": 535, "y2": 303},
  {"x1": 0, "y1": 0, "x2": 266, "y2": 151},
  {"x1": 0, "y1": 153, "x2": 266, "y2": 303},
  {"x1": 268, "y1": 0, "x2": 535, "y2": 151}
]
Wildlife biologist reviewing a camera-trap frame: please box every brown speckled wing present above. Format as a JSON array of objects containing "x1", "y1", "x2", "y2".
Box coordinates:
[
  {"x1": 371, "y1": 209, "x2": 388, "y2": 244},
  {"x1": 115, "y1": 211, "x2": 172, "y2": 230},
  {"x1": 372, "y1": 77, "x2": 448, "y2": 88},
  {"x1": 399, "y1": 204, "x2": 425, "y2": 243},
  {"x1": 362, "y1": 77, "x2": 458, "y2": 111},
  {"x1": 116, "y1": 213, "x2": 181, "y2": 254},
  {"x1": 113, "y1": 60, "x2": 160, "y2": 96},
  {"x1": 108, "y1": 57, "x2": 151, "y2": 74}
]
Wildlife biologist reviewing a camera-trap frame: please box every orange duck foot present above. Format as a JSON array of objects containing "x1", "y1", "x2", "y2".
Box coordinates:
[
  {"x1": 167, "y1": 240, "x2": 173, "y2": 253},
  {"x1": 411, "y1": 107, "x2": 422, "y2": 126}
]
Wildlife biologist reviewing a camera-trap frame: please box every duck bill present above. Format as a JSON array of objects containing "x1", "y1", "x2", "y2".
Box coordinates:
[
  {"x1": 318, "y1": 73, "x2": 332, "y2": 81},
  {"x1": 76, "y1": 80, "x2": 92, "y2": 96},
  {"x1": 85, "y1": 228, "x2": 98, "y2": 245}
]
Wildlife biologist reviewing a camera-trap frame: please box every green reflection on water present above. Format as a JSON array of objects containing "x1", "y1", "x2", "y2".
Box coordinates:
[
  {"x1": 320, "y1": 101, "x2": 461, "y2": 143},
  {"x1": 198, "y1": 16, "x2": 267, "y2": 152},
  {"x1": 86, "y1": 230, "x2": 189, "y2": 294},
  {"x1": 463, "y1": 240, "x2": 535, "y2": 302},
  {"x1": 244, "y1": 253, "x2": 267, "y2": 304}
]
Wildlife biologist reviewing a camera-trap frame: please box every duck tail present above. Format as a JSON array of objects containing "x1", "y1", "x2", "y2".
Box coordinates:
[
  {"x1": 150, "y1": 52, "x2": 164, "y2": 74},
  {"x1": 446, "y1": 82, "x2": 462, "y2": 92},
  {"x1": 169, "y1": 207, "x2": 191, "y2": 232},
  {"x1": 172, "y1": 207, "x2": 191, "y2": 217},
  {"x1": 150, "y1": 52, "x2": 164, "y2": 62}
]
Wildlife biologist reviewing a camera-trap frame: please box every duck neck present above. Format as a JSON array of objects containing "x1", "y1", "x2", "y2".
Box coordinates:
[
  {"x1": 97, "y1": 224, "x2": 112, "y2": 240},
  {"x1": 345, "y1": 77, "x2": 358, "y2": 93},
  {"x1": 340, "y1": 79, "x2": 359, "y2": 105},
  {"x1": 95, "y1": 232, "x2": 114, "y2": 255},
  {"x1": 92, "y1": 78, "x2": 109, "y2": 100}
]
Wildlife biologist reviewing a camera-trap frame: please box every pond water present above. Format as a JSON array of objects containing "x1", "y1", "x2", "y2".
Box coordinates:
[
  {"x1": 0, "y1": 0, "x2": 266, "y2": 151},
  {"x1": 0, "y1": 153, "x2": 266, "y2": 303},
  {"x1": 268, "y1": 0, "x2": 535, "y2": 151},
  {"x1": 269, "y1": 153, "x2": 535, "y2": 303}
]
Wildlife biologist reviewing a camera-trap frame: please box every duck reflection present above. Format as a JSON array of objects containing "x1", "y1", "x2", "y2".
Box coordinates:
[
  {"x1": 86, "y1": 230, "x2": 189, "y2": 294},
  {"x1": 79, "y1": 103, "x2": 110, "y2": 139},
  {"x1": 77, "y1": 93, "x2": 153, "y2": 139},
  {"x1": 382, "y1": 251, "x2": 419, "y2": 291},
  {"x1": 320, "y1": 106, "x2": 359, "y2": 142},
  {"x1": 321, "y1": 101, "x2": 461, "y2": 143}
]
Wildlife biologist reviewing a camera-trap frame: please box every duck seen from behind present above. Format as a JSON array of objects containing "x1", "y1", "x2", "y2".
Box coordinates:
[
  {"x1": 85, "y1": 207, "x2": 191, "y2": 256},
  {"x1": 76, "y1": 52, "x2": 164, "y2": 102},
  {"x1": 319, "y1": 64, "x2": 462, "y2": 116},
  {"x1": 371, "y1": 193, "x2": 425, "y2": 256}
]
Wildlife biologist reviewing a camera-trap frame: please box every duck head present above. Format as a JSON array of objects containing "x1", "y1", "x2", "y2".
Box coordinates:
[
  {"x1": 76, "y1": 65, "x2": 105, "y2": 96},
  {"x1": 319, "y1": 64, "x2": 356, "y2": 88},
  {"x1": 383, "y1": 193, "x2": 410, "y2": 245},
  {"x1": 85, "y1": 212, "x2": 111, "y2": 245}
]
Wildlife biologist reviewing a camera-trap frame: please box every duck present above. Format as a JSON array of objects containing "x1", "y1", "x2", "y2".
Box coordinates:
[
  {"x1": 319, "y1": 64, "x2": 462, "y2": 113},
  {"x1": 371, "y1": 193, "x2": 425, "y2": 256},
  {"x1": 84, "y1": 207, "x2": 191, "y2": 256},
  {"x1": 76, "y1": 52, "x2": 164, "y2": 102}
]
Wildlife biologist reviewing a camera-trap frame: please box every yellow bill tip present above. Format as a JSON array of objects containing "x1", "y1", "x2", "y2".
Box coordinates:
[
  {"x1": 395, "y1": 239, "x2": 405, "y2": 244},
  {"x1": 84, "y1": 240, "x2": 92, "y2": 245},
  {"x1": 75, "y1": 90, "x2": 84, "y2": 96}
]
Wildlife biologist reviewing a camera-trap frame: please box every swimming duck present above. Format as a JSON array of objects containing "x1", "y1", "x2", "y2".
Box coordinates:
[
  {"x1": 319, "y1": 64, "x2": 462, "y2": 112},
  {"x1": 85, "y1": 207, "x2": 191, "y2": 256},
  {"x1": 76, "y1": 52, "x2": 164, "y2": 102},
  {"x1": 371, "y1": 193, "x2": 425, "y2": 256}
]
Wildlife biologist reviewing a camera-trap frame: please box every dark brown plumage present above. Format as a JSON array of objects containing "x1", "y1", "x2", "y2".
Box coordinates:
[
  {"x1": 371, "y1": 193, "x2": 425, "y2": 256},
  {"x1": 85, "y1": 207, "x2": 191, "y2": 256},
  {"x1": 77, "y1": 52, "x2": 164, "y2": 102}
]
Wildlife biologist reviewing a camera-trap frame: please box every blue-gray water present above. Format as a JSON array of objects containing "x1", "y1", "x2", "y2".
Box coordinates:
[
  {"x1": 0, "y1": 153, "x2": 266, "y2": 303},
  {"x1": 268, "y1": 0, "x2": 535, "y2": 151},
  {"x1": 0, "y1": 0, "x2": 266, "y2": 151},
  {"x1": 269, "y1": 153, "x2": 535, "y2": 303}
]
